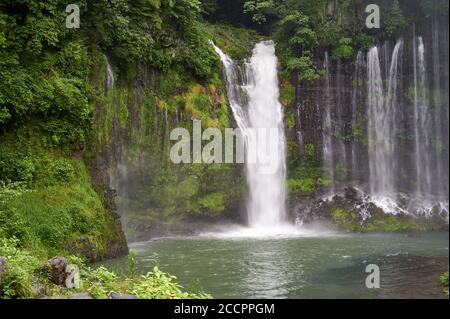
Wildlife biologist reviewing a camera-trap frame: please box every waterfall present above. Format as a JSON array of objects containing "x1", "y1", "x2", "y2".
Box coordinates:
[
  {"x1": 322, "y1": 52, "x2": 335, "y2": 192},
  {"x1": 350, "y1": 51, "x2": 365, "y2": 182},
  {"x1": 413, "y1": 36, "x2": 433, "y2": 196},
  {"x1": 212, "y1": 41, "x2": 287, "y2": 228},
  {"x1": 367, "y1": 40, "x2": 403, "y2": 196},
  {"x1": 297, "y1": 105, "x2": 304, "y2": 156},
  {"x1": 431, "y1": 13, "x2": 450, "y2": 198},
  {"x1": 367, "y1": 46, "x2": 387, "y2": 195},
  {"x1": 105, "y1": 58, "x2": 115, "y2": 92}
]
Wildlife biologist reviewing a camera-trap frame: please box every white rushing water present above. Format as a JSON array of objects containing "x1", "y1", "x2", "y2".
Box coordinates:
[
  {"x1": 322, "y1": 52, "x2": 335, "y2": 193},
  {"x1": 350, "y1": 51, "x2": 365, "y2": 182},
  {"x1": 367, "y1": 46, "x2": 388, "y2": 195},
  {"x1": 413, "y1": 35, "x2": 432, "y2": 196},
  {"x1": 367, "y1": 40, "x2": 403, "y2": 197},
  {"x1": 105, "y1": 58, "x2": 115, "y2": 92},
  {"x1": 365, "y1": 37, "x2": 448, "y2": 219},
  {"x1": 212, "y1": 41, "x2": 288, "y2": 230}
]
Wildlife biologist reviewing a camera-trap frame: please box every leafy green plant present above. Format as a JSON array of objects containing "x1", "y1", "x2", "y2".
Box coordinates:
[
  {"x1": 50, "y1": 159, "x2": 75, "y2": 183},
  {"x1": 383, "y1": 0, "x2": 408, "y2": 39},
  {"x1": 288, "y1": 178, "x2": 316, "y2": 195},
  {"x1": 0, "y1": 151, "x2": 35, "y2": 184},
  {"x1": 332, "y1": 37, "x2": 354, "y2": 60},
  {"x1": 127, "y1": 251, "x2": 137, "y2": 277},
  {"x1": 130, "y1": 266, "x2": 210, "y2": 299},
  {"x1": 0, "y1": 237, "x2": 40, "y2": 299},
  {"x1": 244, "y1": 0, "x2": 277, "y2": 24}
]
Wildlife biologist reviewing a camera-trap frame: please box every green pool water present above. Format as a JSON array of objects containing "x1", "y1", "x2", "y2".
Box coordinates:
[{"x1": 100, "y1": 230, "x2": 449, "y2": 299}]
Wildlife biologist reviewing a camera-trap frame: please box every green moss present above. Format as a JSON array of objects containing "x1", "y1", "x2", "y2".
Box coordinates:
[
  {"x1": 286, "y1": 114, "x2": 296, "y2": 129},
  {"x1": 331, "y1": 208, "x2": 362, "y2": 232},
  {"x1": 206, "y1": 23, "x2": 262, "y2": 60},
  {"x1": 1, "y1": 154, "x2": 121, "y2": 260},
  {"x1": 287, "y1": 165, "x2": 329, "y2": 197},
  {"x1": 189, "y1": 192, "x2": 226, "y2": 215},
  {"x1": 365, "y1": 213, "x2": 426, "y2": 232},
  {"x1": 281, "y1": 81, "x2": 296, "y2": 107},
  {"x1": 288, "y1": 178, "x2": 315, "y2": 196},
  {"x1": 331, "y1": 206, "x2": 435, "y2": 233}
]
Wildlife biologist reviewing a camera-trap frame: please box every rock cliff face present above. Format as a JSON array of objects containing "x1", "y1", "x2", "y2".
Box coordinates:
[
  {"x1": 95, "y1": 12, "x2": 449, "y2": 239},
  {"x1": 89, "y1": 152, "x2": 129, "y2": 260}
]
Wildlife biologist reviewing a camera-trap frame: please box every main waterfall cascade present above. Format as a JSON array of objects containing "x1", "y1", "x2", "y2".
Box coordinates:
[
  {"x1": 316, "y1": 22, "x2": 449, "y2": 220},
  {"x1": 212, "y1": 41, "x2": 288, "y2": 229}
]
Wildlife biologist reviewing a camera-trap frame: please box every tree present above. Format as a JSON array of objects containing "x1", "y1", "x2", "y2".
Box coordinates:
[
  {"x1": 384, "y1": 0, "x2": 408, "y2": 39},
  {"x1": 243, "y1": 0, "x2": 277, "y2": 24}
]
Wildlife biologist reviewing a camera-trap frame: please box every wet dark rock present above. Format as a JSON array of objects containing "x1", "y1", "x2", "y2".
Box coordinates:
[
  {"x1": 290, "y1": 189, "x2": 448, "y2": 232},
  {"x1": 109, "y1": 292, "x2": 139, "y2": 299},
  {"x1": 87, "y1": 152, "x2": 128, "y2": 261},
  {"x1": 69, "y1": 292, "x2": 94, "y2": 299},
  {"x1": 344, "y1": 187, "x2": 360, "y2": 201},
  {"x1": 47, "y1": 257, "x2": 68, "y2": 285},
  {"x1": 33, "y1": 280, "x2": 51, "y2": 298}
]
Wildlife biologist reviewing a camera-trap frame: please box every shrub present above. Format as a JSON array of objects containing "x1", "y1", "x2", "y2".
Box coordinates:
[
  {"x1": 50, "y1": 159, "x2": 75, "y2": 183},
  {"x1": 332, "y1": 38, "x2": 354, "y2": 61},
  {"x1": 288, "y1": 178, "x2": 315, "y2": 195},
  {"x1": 0, "y1": 238, "x2": 40, "y2": 299},
  {"x1": 130, "y1": 266, "x2": 210, "y2": 299},
  {"x1": 0, "y1": 151, "x2": 35, "y2": 184},
  {"x1": 77, "y1": 264, "x2": 210, "y2": 299}
]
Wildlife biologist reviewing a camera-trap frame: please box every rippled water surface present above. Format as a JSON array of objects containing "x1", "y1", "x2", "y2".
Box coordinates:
[{"x1": 101, "y1": 231, "x2": 449, "y2": 299}]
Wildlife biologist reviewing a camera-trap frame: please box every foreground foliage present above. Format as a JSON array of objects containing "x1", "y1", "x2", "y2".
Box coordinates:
[{"x1": 0, "y1": 238, "x2": 208, "y2": 299}]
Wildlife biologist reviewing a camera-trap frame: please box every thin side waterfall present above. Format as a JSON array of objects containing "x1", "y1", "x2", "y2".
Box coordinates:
[
  {"x1": 322, "y1": 52, "x2": 335, "y2": 192},
  {"x1": 335, "y1": 61, "x2": 347, "y2": 182},
  {"x1": 385, "y1": 39, "x2": 403, "y2": 191},
  {"x1": 209, "y1": 42, "x2": 249, "y2": 134},
  {"x1": 212, "y1": 41, "x2": 287, "y2": 228},
  {"x1": 367, "y1": 40, "x2": 403, "y2": 197},
  {"x1": 413, "y1": 36, "x2": 433, "y2": 196},
  {"x1": 351, "y1": 51, "x2": 365, "y2": 182},
  {"x1": 431, "y1": 14, "x2": 443, "y2": 196},
  {"x1": 431, "y1": 13, "x2": 449, "y2": 198},
  {"x1": 106, "y1": 58, "x2": 115, "y2": 92},
  {"x1": 296, "y1": 105, "x2": 304, "y2": 156}
]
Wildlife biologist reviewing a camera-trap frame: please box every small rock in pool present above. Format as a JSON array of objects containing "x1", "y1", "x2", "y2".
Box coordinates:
[
  {"x1": 69, "y1": 292, "x2": 94, "y2": 299},
  {"x1": 109, "y1": 292, "x2": 139, "y2": 299}
]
